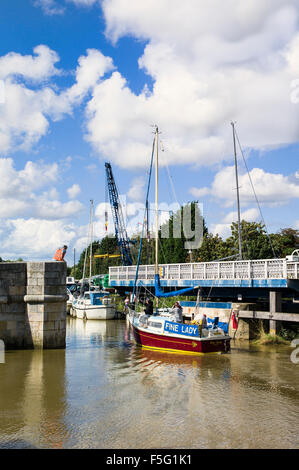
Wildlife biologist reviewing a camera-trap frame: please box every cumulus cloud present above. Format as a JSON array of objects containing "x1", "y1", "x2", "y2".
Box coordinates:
[
  {"x1": 34, "y1": 0, "x2": 65, "y2": 16},
  {"x1": 190, "y1": 166, "x2": 299, "y2": 207},
  {"x1": 66, "y1": 49, "x2": 115, "y2": 103},
  {"x1": 67, "y1": 183, "x2": 81, "y2": 199},
  {"x1": 0, "y1": 158, "x2": 83, "y2": 220},
  {"x1": 2, "y1": 218, "x2": 76, "y2": 260},
  {"x1": 127, "y1": 176, "x2": 145, "y2": 202},
  {"x1": 35, "y1": 0, "x2": 99, "y2": 15},
  {"x1": 78, "y1": 0, "x2": 299, "y2": 168},
  {"x1": 0, "y1": 157, "x2": 85, "y2": 260},
  {"x1": 0, "y1": 46, "x2": 114, "y2": 155},
  {"x1": 0, "y1": 45, "x2": 61, "y2": 81},
  {"x1": 66, "y1": 0, "x2": 98, "y2": 6},
  {"x1": 210, "y1": 207, "x2": 260, "y2": 239}
]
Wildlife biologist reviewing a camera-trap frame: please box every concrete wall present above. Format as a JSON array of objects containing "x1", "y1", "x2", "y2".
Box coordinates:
[{"x1": 0, "y1": 262, "x2": 67, "y2": 349}]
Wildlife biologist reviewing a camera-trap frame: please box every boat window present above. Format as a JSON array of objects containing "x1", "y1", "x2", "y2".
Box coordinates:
[
  {"x1": 148, "y1": 321, "x2": 162, "y2": 329},
  {"x1": 84, "y1": 294, "x2": 90, "y2": 300}
]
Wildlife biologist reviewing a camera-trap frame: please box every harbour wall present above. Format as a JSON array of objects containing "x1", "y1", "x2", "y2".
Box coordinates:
[{"x1": 0, "y1": 262, "x2": 67, "y2": 349}]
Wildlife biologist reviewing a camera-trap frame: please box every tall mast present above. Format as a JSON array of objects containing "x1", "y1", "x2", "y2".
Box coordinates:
[
  {"x1": 231, "y1": 122, "x2": 242, "y2": 260},
  {"x1": 155, "y1": 125, "x2": 159, "y2": 275},
  {"x1": 89, "y1": 199, "x2": 94, "y2": 280}
]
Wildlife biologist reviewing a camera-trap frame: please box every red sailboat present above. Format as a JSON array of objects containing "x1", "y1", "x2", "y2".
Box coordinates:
[{"x1": 127, "y1": 126, "x2": 231, "y2": 356}]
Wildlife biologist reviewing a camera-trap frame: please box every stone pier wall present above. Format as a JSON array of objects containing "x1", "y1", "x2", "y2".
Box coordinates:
[{"x1": 0, "y1": 262, "x2": 67, "y2": 349}]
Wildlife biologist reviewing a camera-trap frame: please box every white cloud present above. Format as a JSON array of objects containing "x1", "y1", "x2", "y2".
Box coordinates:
[
  {"x1": 2, "y1": 218, "x2": 76, "y2": 260},
  {"x1": 0, "y1": 158, "x2": 83, "y2": 220},
  {"x1": 67, "y1": 0, "x2": 98, "y2": 6},
  {"x1": 210, "y1": 223, "x2": 232, "y2": 240},
  {"x1": 34, "y1": 0, "x2": 65, "y2": 16},
  {"x1": 0, "y1": 45, "x2": 61, "y2": 82},
  {"x1": 35, "y1": 0, "x2": 99, "y2": 15},
  {"x1": 0, "y1": 46, "x2": 114, "y2": 155},
  {"x1": 222, "y1": 208, "x2": 260, "y2": 224},
  {"x1": 78, "y1": 0, "x2": 299, "y2": 168},
  {"x1": 127, "y1": 176, "x2": 145, "y2": 202},
  {"x1": 190, "y1": 166, "x2": 299, "y2": 207},
  {"x1": 210, "y1": 208, "x2": 260, "y2": 239},
  {"x1": 67, "y1": 183, "x2": 81, "y2": 199},
  {"x1": 66, "y1": 49, "x2": 115, "y2": 104}
]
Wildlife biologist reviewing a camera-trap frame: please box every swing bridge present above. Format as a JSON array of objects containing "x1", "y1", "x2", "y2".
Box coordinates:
[
  {"x1": 109, "y1": 257, "x2": 299, "y2": 331},
  {"x1": 109, "y1": 257, "x2": 299, "y2": 296}
]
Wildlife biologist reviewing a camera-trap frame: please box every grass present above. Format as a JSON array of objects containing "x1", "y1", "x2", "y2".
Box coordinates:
[{"x1": 252, "y1": 321, "x2": 290, "y2": 345}]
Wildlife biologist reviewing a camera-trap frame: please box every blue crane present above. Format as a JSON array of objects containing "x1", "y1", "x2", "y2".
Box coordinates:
[{"x1": 105, "y1": 162, "x2": 133, "y2": 266}]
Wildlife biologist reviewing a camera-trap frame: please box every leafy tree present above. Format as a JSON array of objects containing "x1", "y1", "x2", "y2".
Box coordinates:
[
  {"x1": 71, "y1": 236, "x2": 121, "y2": 278},
  {"x1": 196, "y1": 232, "x2": 228, "y2": 262},
  {"x1": 270, "y1": 228, "x2": 299, "y2": 258},
  {"x1": 225, "y1": 221, "x2": 274, "y2": 260},
  {"x1": 157, "y1": 202, "x2": 204, "y2": 264}
]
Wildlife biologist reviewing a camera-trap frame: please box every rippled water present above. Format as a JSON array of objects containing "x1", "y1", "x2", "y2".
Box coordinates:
[{"x1": 0, "y1": 317, "x2": 298, "y2": 449}]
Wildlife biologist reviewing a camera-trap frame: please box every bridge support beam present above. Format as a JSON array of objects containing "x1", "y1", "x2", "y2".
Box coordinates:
[{"x1": 269, "y1": 291, "x2": 282, "y2": 335}]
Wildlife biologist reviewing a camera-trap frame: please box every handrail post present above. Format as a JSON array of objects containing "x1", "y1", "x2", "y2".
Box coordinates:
[{"x1": 283, "y1": 259, "x2": 287, "y2": 279}]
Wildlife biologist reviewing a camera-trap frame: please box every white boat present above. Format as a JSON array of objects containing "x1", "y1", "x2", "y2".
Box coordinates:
[
  {"x1": 66, "y1": 288, "x2": 74, "y2": 313},
  {"x1": 72, "y1": 291, "x2": 116, "y2": 320}
]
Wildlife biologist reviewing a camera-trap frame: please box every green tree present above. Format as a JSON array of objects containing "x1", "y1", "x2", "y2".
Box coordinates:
[
  {"x1": 157, "y1": 202, "x2": 206, "y2": 264},
  {"x1": 71, "y1": 236, "x2": 121, "y2": 278},
  {"x1": 225, "y1": 221, "x2": 275, "y2": 260},
  {"x1": 270, "y1": 228, "x2": 299, "y2": 258}
]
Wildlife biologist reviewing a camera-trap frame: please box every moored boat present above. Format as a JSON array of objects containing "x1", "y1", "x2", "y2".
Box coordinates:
[
  {"x1": 128, "y1": 309, "x2": 230, "y2": 355},
  {"x1": 127, "y1": 126, "x2": 231, "y2": 355},
  {"x1": 72, "y1": 291, "x2": 116, "y2": 320}
]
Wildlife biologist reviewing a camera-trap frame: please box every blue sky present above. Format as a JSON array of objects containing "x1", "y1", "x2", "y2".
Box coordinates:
[{"x1": 0, "y1": 0, "x2": 298, "y2": 264}]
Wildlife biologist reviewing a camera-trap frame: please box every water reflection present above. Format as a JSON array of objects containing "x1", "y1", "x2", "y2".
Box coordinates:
[
  {"x1": 0, "y1": 348, "x2": 67, "y2": 448},
  {"x1": 0, "y1": 318, "x2": 298, "y2": 449}
]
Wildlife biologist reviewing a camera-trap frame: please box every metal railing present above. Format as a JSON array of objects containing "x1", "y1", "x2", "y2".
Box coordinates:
[{"x1": 109, "y1": 259, "x2": 299, "y2": 283}]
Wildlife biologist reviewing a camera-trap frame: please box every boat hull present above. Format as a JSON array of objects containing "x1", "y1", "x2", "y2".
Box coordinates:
[
  {"x1": 73, "y1": 305, "x2": 116, "y2": 320},
  {"x1": 130, "y1": 321, "x2": 230, "y2": 355}
]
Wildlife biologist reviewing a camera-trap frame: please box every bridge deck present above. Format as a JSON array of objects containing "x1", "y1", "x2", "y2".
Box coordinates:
[{"x1": 109, "y1": 258, "x2": 299, "y2": 291}]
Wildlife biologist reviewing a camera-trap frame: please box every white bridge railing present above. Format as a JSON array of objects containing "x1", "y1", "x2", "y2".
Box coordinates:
[{"x1": 109, "y1": 259, "x2": 299, "y2": 283}]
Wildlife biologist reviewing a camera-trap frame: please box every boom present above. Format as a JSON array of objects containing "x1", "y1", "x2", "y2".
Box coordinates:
[{"x1": 105, "y1": 162, "x2": 133, "y2": 266}]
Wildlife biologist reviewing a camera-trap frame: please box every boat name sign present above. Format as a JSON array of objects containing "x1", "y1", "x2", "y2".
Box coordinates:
[{"x1": 164, "y1": 321, "x2": 199, "y2": 337}]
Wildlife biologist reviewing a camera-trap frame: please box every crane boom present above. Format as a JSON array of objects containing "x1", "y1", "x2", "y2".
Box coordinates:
[{"x1": 105, "y1": 162, "x2": 133, "y2": 266}]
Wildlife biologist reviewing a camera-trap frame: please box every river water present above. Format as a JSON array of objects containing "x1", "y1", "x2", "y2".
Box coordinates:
[{"x1": 0, "y1": 317, "x2": 298, "y2": 449}]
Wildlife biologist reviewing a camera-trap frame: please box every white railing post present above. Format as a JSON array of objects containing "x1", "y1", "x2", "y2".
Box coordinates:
[
  {"x1": 265, "y1": 260, "x2": 268, "y2": 279},
  {"x1": 248, "y1": 261, "x2": 251, "y2": 279},
  {"x1": 283, "y1": 260, "x2": 287, "y2": 279}
]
